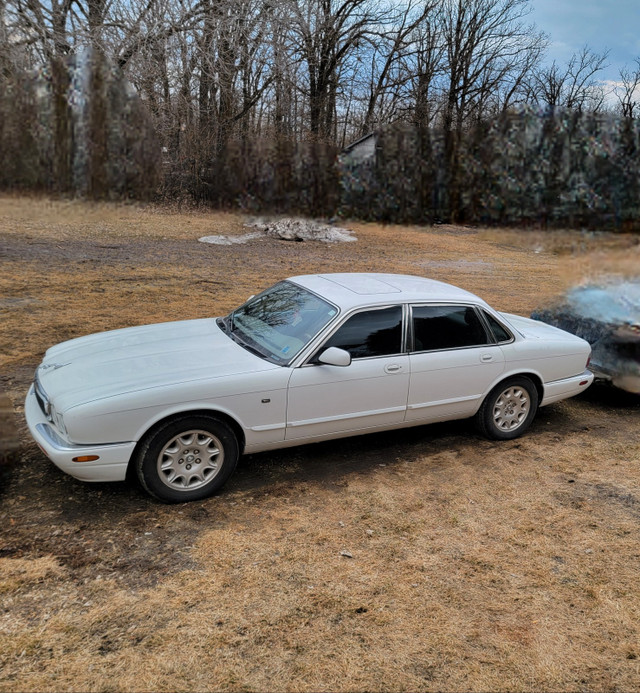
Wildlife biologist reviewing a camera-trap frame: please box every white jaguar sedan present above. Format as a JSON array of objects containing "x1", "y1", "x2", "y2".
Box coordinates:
[{"x1": 25, "y1": 273, "x2": 593, "y2": 502}]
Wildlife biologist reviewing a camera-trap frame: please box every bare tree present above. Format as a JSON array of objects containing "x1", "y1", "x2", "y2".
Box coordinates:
[
  {"x1": 438, "y1": 0, "x2": 545, "y2": 220},
  {"x1": 616, "y1": 57, "x2": 640, "y2": 119},
  {"x1": 529, "y1": 46, "x2": 609, "y2": 113},
  {"x1": 201, "y1": 1, "x2": 273, "y2": 154},
  {"x1": 286, "y1": 0, "x2": 387, "y2": 140},
  {"x1": 0, "y1": 0, "x2": 14, "y2": 73},
  {"x1": 6, "y1": 0, "x2": 636, "y2": 220},
  {"x1": 410, "y1": 11, "x2": 444, "y2": 129},
  {"x1": 358, "y1": 0, "x2": 436, "y2": 133}
]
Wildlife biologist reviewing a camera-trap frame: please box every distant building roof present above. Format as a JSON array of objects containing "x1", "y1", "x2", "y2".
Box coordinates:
[
  {"x1": 342, "y1": 132, "x2": 377, "y2": 152},
  {"x1": 341, "y1": 132, "x2": 377, "y2": 164}
]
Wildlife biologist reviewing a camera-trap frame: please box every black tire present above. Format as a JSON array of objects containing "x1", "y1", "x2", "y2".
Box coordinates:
[
  {"x1": 475, "y1": 376, "x2": 539, "y2": 440},
  {"x1": 135, "y1": 414, "x2": 239, "y2": 503}
]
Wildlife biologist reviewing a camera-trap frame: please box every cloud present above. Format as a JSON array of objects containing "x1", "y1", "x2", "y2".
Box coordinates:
[{"x1": 530, "y1": 0, "x2": 638, "y2": 84}]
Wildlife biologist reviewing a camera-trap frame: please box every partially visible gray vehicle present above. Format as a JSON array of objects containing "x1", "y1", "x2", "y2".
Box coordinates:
[{"x1": 532, "y1": 280, "x2": 640, "y2": 394}]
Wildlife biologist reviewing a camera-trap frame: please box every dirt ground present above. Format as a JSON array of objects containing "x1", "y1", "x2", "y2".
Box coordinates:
[{"x1": 1, "y1": 194, "x2": 640, "y2": 692}]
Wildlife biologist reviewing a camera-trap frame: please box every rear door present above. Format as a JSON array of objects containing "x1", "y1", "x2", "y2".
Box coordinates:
[{"x1": 406, "y1": 304, "x2": 505, "y2": 422}]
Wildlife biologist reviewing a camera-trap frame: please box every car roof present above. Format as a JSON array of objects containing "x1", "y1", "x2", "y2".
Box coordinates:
[{"x1": 288, "y1": 273, "x2": 488, "y2": 311}]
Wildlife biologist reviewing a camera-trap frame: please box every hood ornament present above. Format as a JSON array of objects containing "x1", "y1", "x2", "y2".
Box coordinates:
[{"x1": 38, "y1": 362, "x2": 69, "y2": 372}]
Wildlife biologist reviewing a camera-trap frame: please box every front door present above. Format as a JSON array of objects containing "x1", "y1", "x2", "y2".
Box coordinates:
[{"x1": 286, "y1": 306, "x2": 409, "y2": 441}]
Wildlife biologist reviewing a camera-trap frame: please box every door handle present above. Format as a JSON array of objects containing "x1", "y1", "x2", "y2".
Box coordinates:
[
  {"x1": 385, "y1": 364, "x2": 402, "y2": 373},
  {"x1": 480, "y1": 354, "x2": 494, "y2": 363}
]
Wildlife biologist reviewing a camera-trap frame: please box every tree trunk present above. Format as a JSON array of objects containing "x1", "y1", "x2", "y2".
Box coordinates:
[{"x1": 51, "y1": 56, "x2": 72, "y2": 192}]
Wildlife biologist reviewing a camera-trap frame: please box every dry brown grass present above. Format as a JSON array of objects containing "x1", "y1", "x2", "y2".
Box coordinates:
[{"x1": 1, "y1": 194, "x2": 640, "y2": 692}]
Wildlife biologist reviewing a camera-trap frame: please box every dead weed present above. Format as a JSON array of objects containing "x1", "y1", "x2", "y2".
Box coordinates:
[{"x1": 1, "y1": 195, "x2": 640, "y2": 691}]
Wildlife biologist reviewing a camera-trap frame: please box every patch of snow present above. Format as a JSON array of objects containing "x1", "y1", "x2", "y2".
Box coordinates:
[
  {"x1": 198, "y1": 232, "x2": 263, "y2": 245},
  {"x1": 199, "y1": 217, "x2": 356, "y2": 245},
  {"x1": 245, "y1": 217, "x2": 356, "y2": 243}
]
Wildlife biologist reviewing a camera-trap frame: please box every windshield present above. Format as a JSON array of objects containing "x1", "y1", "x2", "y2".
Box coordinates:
[{"x1": 228, "y1": 281, "x2": 339, "y2": 364}]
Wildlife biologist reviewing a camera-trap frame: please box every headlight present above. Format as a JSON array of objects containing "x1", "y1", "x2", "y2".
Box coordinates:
[{"x1": 50, "y1": 403, "x2": 67, "y2": 436}]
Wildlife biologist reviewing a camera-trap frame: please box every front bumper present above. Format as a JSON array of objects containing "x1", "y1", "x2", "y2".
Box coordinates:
[
  {"x1": 540, "y1": 369, "x2": 594, "y2": 406},
  {"x1": 25, "y1": 384, "x2": 135, "y2": 482}
]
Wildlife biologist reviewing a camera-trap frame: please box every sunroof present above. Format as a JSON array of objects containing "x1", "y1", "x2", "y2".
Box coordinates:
[{"x1": 322, "y1": 274, "x2": 401, "y2": 295}]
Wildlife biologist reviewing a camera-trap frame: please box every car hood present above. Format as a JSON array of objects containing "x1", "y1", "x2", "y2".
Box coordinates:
[{"x1": 37, "y1": 318, "x2": 276, "y2": 411}]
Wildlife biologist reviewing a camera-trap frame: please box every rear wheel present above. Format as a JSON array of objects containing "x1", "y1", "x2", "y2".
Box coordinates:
[
  {"x1": 475, "y1": 377, "x2": 538, "y2": 440},
  {"x1": 135, "y1": 414, "x2": 239, "y2": 502}
]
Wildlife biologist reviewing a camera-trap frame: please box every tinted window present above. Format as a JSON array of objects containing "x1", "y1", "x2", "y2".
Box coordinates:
[
  {"x1": 482, "y1": 310, "x2": 512, "y2": 343},
  {"x1": 412, "y1": 305, "x2": 490, "y2": 351},
  {"x1": 322, "y1": 306, "x2": 403, "y2": 358}
]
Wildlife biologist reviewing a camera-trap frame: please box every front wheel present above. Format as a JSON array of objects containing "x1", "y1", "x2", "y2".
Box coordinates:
[
  {"x1": 134, "y1": 414, "x2": 239, "y2": 502},
  {"x1": 475, "y1": 377, "x2": 539, "y2": 440}
]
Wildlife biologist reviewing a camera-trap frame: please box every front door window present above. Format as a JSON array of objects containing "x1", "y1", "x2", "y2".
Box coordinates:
[{"x1": 320, "y1": 306, "x2": 403, "y2": 358}]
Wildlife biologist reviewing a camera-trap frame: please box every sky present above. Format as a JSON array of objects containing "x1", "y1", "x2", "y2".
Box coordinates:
[{"x1": 529, "y1": 0, "x2": 640, "y2": 88}]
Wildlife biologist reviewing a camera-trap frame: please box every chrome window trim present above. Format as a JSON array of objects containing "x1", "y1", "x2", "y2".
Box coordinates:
[{"x1": 478, "y1": 308, "x2": 516, "y2": 345}]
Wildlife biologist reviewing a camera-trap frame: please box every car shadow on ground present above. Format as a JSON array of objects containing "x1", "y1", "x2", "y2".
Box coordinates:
[
  {"x1": 2, "y1": 421, "x2": 477, "y2": 588},
  {"x1": 8, "y1": 378, "x2": 620, "y2": 521},
  {"x1": 0, "y1": 400, "x2": 598, "y2": 589},
  {"x1": 6, "y1": 416, "x2": 491, "y2": 525},
  {"x1": 6, "y1": 400, "x2": 588, "y2": 516},
  {"x1": 580, "y1": 382, "x2": 640, "y2": 409}
]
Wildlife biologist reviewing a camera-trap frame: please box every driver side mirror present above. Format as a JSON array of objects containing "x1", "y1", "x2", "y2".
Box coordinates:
[{"x1": 317, "y1": 346, "x2": 352, "y2": 367}]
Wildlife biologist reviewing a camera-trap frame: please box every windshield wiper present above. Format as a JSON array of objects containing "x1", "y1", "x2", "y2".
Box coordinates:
[
  {"x1": 231, "y1": 332, "x2": 266, "y2": 359},
  {"x1": 219, "y1": 313, "x2": 235, "y2": 333}
]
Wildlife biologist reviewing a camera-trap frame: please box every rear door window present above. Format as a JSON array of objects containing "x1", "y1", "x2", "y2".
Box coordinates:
[
  {"x1": 412, "y1": 305, "x2": 490, "y2": 351},
  {"x1": 481, "y1": 310, "x2": 513, "y2": 343}
]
